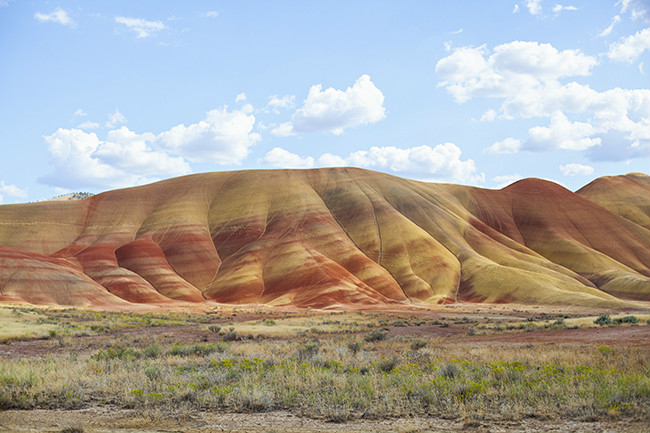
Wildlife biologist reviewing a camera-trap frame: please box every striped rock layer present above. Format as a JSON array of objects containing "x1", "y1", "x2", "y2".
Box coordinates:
[{"x1": 0, "y1": 169, "x2": 648, "y2": 309}]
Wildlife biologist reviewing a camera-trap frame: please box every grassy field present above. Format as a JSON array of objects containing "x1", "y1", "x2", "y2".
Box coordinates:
[{"x1": 0, "y1": 304, "x2": 649, "y2": 432}]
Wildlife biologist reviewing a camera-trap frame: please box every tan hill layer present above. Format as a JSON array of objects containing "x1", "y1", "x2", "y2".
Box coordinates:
[
  {"x1": 576, "y1": 173, "x2": 650, "y2": 229},
  {"x1": 0, "y1": 168, "x2": 648, "y2": 309}
]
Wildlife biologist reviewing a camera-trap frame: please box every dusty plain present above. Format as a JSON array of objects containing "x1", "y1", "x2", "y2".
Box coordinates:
[{"x1": 1, "y1": 302, "x2": 648, "y2": 433}]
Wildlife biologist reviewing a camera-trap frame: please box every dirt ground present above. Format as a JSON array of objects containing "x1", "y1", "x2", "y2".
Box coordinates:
[
  {"x1": 1, "y1": 303, "x2": 649, "y2": 433},
  {"x1": 1, "y1": 408, "x2": 649, "y2": 433}
]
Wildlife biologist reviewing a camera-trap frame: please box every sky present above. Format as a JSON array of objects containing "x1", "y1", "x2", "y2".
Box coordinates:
[{"x1": 0, "y1": 0, "x2": 648, "y2": 204}]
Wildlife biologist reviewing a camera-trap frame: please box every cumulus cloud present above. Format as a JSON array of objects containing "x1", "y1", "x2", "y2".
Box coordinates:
[
  {"x1": 0, "y1": 180, "x2": 27, "y2": 204},
  {"x1": 436, "y1": 40, "x2": 649, "y2": 162},
  {"x1": 106, "y1": 109, "x2": 127, "y2": 128},
  {"x1": 258, "y1": 147, "x2": 314, "y2": 168},
  {"x1": 280, "y1": 75, "x2": 385, "y2": 135},
  {"x1": 607, "y1": 27, "x2": 650, "y2": 63},
  {"x1": 39, "y1": 127, "x2": 191, "y2": 190},
  {"x1": 560, "y1": 163, "x2": 594, "y2": 176},
  {"x1": 40, "y1": 105, "x2": 263, "y2": 191},
  {"x1": 115, "y1": 16, "x2": 165, "y2": 38},
  {"x1": 201, "y1": 11, "x2": 219, "y2": 18},
  {"x1": 266, "y1": 95, "x2": 296, "y2": 113},
  {"x1": 73, "y1": 109, "x2": 87, "y2": 117},
  {"x1": 235, "y1": 93, "x2": 247, "y2": 103},
  {"x1": 318, "y1": 153, "x2": 347, "y2": 167},
  {"x1": 436, "y1": 41, "x2": 596, "y2": 103},
  {"x1": 513, "y1": 4, "x2": 520, "y2": 13},
  {"x1": 526, "y1": 111, "x2": 601, "y2": 151},
  {"x1": 332, "y1": 143, "x2": 484, "y2": 184},
  {"x1": 34, "y1": 7, "x2": 74, "y2": 26},
  {"x1": 156, "y1": 106, "x2": 260, "y2": 164},
  {"x1": 526, "y1": 0, "x2": 543, "y2": 15},
  {"x1": 484, "y1": 137, "x2": 521, "y2": 154},
  {"x1": 270, "y1": 122, "x2": 296, "y2": 137}
]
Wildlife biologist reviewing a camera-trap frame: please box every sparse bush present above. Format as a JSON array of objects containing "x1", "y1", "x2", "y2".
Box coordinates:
[
  {"x1": 598, "y1": 345, "x2": 613, "y2": 356},
  {"x1": 614, "y1": 315, "x2": 638, "y2": 325},
  {"x1": 410, "y1": 339, "x2": 427, "y2": 351},
  {"x1": 364, "y1": 328, "x2": 388, "y2": 342},
  {"x1": 441, "y1": 363, "x2": 459, "y2": 378},
  {"x1": 144, "y1": 366, "x2": 161, "y2": 381},
  {"x1": 142, "y1": 343, "x2": 162, "y2": 358},
  {"x1": 347, "y1": 341, "x2": 362, "y2": 355},
  {"x1": 223, "y1": 331, "x2": 240, "y2": 341},
  {"x1": 296, "y1": 340, "x2": 320, "y2": 362},
  {"x1": 594, "y1": 314, "x2": 612, "y2": 326},
  {"x1": 376, "y1": 357, "x2": 399, "y2": 373},
  {"x1": 208, "y1": 324, "x2": 221, "y2": 333}
]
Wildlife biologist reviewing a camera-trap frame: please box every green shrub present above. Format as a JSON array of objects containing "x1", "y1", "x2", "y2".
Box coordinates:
[
  {"x1": 614, "y1": 315, "x2": 638, "y2": 325},
  {"x1": 410, "y1": 339, "x2": 427, "y2": 351},
  {"x1": 594, "y1": 314, "x2": 612, "y2": 326},
  {"x1": 364, "y1": 328, "x2": 388, "y2": 342}
]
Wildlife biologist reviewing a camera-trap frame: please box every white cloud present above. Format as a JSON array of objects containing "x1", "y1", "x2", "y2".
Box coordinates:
[
  {"x1": 201, "y1": 11, "x2": 219, "y2": 18},
  {"x1": 266, "y1": 94, "x2": 296, "y2": 113},
  {"x1": 235, "y1": 93, "x2": 247, "y2": 103},
  {"x1": 34, "y1": 7, "x2": 74, "y2": 27},
  {"x1": 115, "y1": 16, "x2": 165, "y2": 38},
  {"x1": 436, "y1": 41, "x2": 596, "y2": 103},
  {"x1": 156, "y1": 106, "x2": 260, "y2": 164},
  {"x1": 0, "y1": 180, "x2": 27, "y2": 203},
  {"x1": 258, "y1": 147, "x2": 314, "y2": 169},
  {"x1": 318, "y1": 153, "x2": 347, "y2": 167},
  {"x1": 39, "y1": 128, "x2": 190, "y2": 190},
  {"x1": 76, "y1": 121, "x2": 100, "y2": 130},
  {"x1": 270, "y1": 122, "x2": 296, "y2": 137},
  {"x1": 527, "y1": 0, "x2": 543, "y2": 15},
  {"x1": 437, "y1": 40, "x2": 649, "y2": 161},
  {"x1": 560, "y1": 163, "x2": 594, "y2": 176},
  {"x1": 599, "y1": 15, "x2": 621, "y2": 37},
  {"x1": 607, "y1": 27, "x2": 650, "y2": 63},
  {"x1": 287, "y1": 74, "x2": 385, "y2": 135},
  {"x1": 552, "y1": 4, "x2": 577, "y2": 13},
  {"x1": 480, "y1": 109, "x2": 497, "y2": 121},
  {"x1": 105, "y1": 109, "x2": 127, "y2": 128},
  {"x1": 492, "y1": 174, "x2": 522, "y2": 189},
  {"x1": 617, "y1": 0, "x2": 631, "y2": 14},
  {"x1": 513, "y1": 4, "x2": 520, "y2": 13},
  {"x1": 73, "y1": 109, "x2": 87, "y2": 117},
  {"x1": 526, "y1": 111, "x2": 601, "y2": 151},
  {"x1": 332, "y1": 143, "x2": 484, "y2": 184},
  {"x1": 484, "y1": 137, "x2": 521, "y2": 154}
]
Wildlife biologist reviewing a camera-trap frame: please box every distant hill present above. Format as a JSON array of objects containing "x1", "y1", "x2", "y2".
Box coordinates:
[
  {"x1": 42, "y1": 192, "x2": 95, "y2": 202},
  {"x1": 0, "y1": 169, "x2": 647, "y2": 309}
]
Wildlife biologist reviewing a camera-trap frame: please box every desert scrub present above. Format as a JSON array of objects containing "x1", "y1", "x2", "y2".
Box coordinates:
[{"x1": 1, "y1": 339, "x2": 649, "y2": 421}]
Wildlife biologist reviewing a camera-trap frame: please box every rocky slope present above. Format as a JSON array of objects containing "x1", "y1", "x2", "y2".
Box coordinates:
[{"x1": 0, "y1": 169, "x2": 648, "y2": 309}]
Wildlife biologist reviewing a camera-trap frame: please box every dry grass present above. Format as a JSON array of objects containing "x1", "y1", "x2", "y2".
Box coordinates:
[{"x1": 2, "y1": 330, "x2": 649, "y2": 423}]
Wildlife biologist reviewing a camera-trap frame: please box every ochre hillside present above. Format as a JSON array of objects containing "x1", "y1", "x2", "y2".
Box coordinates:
[{"x1": 0, "y1": 169, "x2": 648, "y2": 309}]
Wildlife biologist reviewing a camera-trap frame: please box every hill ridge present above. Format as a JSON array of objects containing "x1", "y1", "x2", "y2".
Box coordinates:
[{"x1": 0, "y1": 168, "x2": 648, "y2": 309}]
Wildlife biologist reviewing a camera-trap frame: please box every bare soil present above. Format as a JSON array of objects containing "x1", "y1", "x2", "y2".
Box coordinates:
[{"x1": 1, "y1": 408, "x2": 649, "y2": 433}]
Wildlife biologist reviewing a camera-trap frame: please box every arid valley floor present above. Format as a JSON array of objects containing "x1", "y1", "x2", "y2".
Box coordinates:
[{"x1": 1, "y1": 302, "x2": 648, "y2": 433}]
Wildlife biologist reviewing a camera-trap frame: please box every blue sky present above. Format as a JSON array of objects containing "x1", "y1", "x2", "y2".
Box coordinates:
[{"x1": 0, "y1": 0, "x2": 648, "y2": 203}]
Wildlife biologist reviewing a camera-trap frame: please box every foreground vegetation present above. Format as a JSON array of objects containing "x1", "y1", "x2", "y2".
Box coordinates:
[{"x1": 1, "y1": 318, "x2": 649, "y2": 423}]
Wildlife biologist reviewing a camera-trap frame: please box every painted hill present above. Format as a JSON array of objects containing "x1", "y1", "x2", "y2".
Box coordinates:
[
  {"x1": 0, "y1": 168, "x2": 648, "y2": 309},
  {"x1": 576, "y1": 173, "x2": 650, "y2": 229}
]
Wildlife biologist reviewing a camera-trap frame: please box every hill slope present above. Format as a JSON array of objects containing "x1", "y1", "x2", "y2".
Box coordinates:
[{"x1": 0, "y1": 168, "x2": 648, "y2": 309}]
